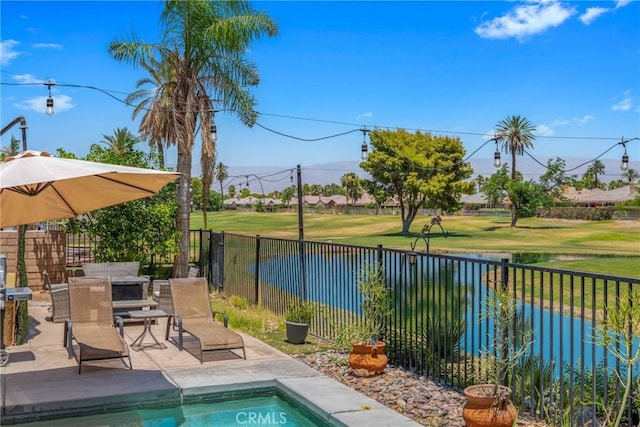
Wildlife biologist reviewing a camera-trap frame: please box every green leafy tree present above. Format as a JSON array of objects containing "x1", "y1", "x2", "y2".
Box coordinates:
[
  {"x1": 109, "y1": 0, "x2": 278, "y2": 277},
  {"x1": 507, "y1": 180, "x2": 552, "y2": 226},
  {"x1": 482, "y1": 165, "x2": 510, "y2": 208},
  {"x1": 360, "y1": 129, "x2": 474, "y2": 233},
  {"x1": 190, "y1": 177, "x2": 203, "y2": 211},
  {"x1": 239, "y1": 187, "x2": 251, "y2": 198},
  {"x1": 494, "y1": 115, "x2": 536, "y2": 180},
  {"x1": 66, "y1": 133, "x2": 179, "y2": 266},
  {"x1": 362, "y1": 179, "x2": 389, "y2": 214},
  {"x1": 539, "y1": 157, "x2": 576, "y2": 201},
  {"x1": 340, "y1": 172, "x2": 363, "y2": 206}
]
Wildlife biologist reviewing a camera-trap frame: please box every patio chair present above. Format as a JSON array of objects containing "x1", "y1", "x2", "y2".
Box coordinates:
[
  {"x1": 65, "y1": 276, "x2": 131, "y2": 374},
  {"x1": 49, "y1": 283, "x2": 70, "y2": 323},
  {"x1": 187, "y1": 266, "x2": 199, "y2": 278},
  {"x1": 166, "y1": 277, "x2": 245, "y2": 362}
]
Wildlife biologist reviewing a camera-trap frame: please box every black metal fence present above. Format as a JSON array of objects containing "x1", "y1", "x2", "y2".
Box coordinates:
[{"x1": 215, "y1": 232, "x2": 640, "y2": 426}]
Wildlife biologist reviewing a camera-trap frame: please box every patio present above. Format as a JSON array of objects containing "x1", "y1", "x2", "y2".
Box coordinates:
[{"x1": 1, "y1": 295, "x2": 419, "y2": 425}]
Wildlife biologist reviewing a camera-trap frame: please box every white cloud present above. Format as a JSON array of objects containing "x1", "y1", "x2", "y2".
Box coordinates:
[
  {"x1": 356, "y1": 112, "x2": 373, "y2": 120},
  {"x1": 612, "y1": 90, "x2": 634, "y2": 111},
  {"x1": 474, "y1": 0, "x2": 576, "y2": 41},
  {"x1": 615, "y1": 0, "x2": 633, "y2": 8},
  {"x1": 15, "y1": 94, "x2": 73, "y2": 114},
  {"x1": 32, "y1": 43, "x2": 62, "y2": 50},
  {"x1": 535, "y1": 124, "x2": 554, "y2": 137},
  {"x1": 580, "y1": 7, "x2": 610, "y2": 25},
  {"x1": 574, "y1": 115, "x2": 594, "y2": 125},
  {"x1": 1, "y1": 39, "x2": 21, "y2": 66},
  {"x1": 13, "y1": 73, "x2": 45, "y2": 84}
]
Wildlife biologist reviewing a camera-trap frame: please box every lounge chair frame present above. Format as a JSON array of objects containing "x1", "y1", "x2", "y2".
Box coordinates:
[
  {"x1": 65, "y1": 276, "x2": 132, "y2": 374},
  {"x1": 166, "y1": 277, "x2": 245, "y2": 363}
]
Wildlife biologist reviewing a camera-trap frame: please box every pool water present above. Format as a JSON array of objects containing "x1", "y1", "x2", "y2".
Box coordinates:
[{"x1": 19, "y1": 395, "x2": 326, "y2": 426}]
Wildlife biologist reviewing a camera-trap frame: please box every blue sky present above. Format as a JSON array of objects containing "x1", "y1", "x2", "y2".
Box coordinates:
[{"x1": 1, "y1": 0, "x2": 639, "y2": 185}]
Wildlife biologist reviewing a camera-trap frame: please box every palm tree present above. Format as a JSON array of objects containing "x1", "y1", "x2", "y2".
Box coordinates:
[
  {"x1": 585, "y1": 160, "x2": 606, "y2": 189},
  {"x1": 125, "y1": 56, "x2": 175, "y2": 169},
  {"x1": 109, "y1": 1, "x2": 278, "y2": 277},
  {"x1": 101, "y1": 127, "x2": 140, "y2": 155},
  {"x1": 340, "y1": 172, "x2": 363, "y2": 206},
  {"x1": 494, "y1": 115, "x2": 536, "y2": 180},
  {"x1": 623, "y1": 168, "x2": 639, "y2": 185},
  {"x1": 215, "y1": 162, "x2": 229, "y2": 219}
]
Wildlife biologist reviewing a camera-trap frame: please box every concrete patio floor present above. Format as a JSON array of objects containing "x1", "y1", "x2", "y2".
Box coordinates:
[{"x1": 0, "y1": 298, "x2": 420, "y2": 426}]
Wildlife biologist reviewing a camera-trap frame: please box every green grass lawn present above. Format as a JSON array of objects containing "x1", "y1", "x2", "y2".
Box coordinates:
[{"x1": 192, "y1": 211, "x2": 640, "y2": 277}]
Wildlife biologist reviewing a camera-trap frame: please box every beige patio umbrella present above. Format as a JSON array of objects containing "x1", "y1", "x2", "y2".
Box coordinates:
[{"x1": 0, "y1": 150, "x2": 181, "y2": 229}]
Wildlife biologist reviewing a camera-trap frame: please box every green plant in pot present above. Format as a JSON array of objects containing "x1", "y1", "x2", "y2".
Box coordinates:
[
  {"x1": 284, "y1": 299, "x2": 315, "y2": 344},
  {"x1": 346, "y1": 263, "x2": 393, "y2": 376},
  {"x1": 463, "y1": 287, "x2": 534, "y2": 427}
]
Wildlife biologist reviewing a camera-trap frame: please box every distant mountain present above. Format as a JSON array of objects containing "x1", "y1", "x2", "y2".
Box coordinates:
[{"x1": 194, "y1": 158, "x2": 639, "y2": 194}]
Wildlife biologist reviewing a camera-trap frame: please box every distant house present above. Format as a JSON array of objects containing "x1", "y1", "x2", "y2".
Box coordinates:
[{"x1": 573, "y1": 185, "x2": 637, "y2": 206}]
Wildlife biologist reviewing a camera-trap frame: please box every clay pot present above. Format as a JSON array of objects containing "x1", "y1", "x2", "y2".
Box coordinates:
[
  {"x1": 462, "y1": 385, "x2": 518, "y2": 427},
  {"x1": 348, "y1": 341, "x2": 388, "y2": 374}
]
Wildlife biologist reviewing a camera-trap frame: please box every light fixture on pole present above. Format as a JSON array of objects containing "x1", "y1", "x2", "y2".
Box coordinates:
[
  {"x1": 360, "y1": 128, "x2": 370, "y2": 160},
  {"x1": 44, "y1": 81, "x2": 55, "y2": 116}
]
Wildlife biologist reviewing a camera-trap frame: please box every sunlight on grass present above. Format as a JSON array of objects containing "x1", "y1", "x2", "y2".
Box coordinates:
[{"x1": 210, "y1": 292, "x2": 333, "y2": 356}]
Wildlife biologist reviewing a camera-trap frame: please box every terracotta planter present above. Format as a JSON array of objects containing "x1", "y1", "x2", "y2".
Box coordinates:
[
  {"x1": 348, "y1": 341, "x2": 388, "y2": 374},
  {"x1": 462, "y1": 385, "x2": 518, "y2": 427}
]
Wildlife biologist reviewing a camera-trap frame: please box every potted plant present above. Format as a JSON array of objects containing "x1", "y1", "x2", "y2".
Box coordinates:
[
  {"x1": 346, "y1": 264, "x2": 393, "y2": 376},
  {"x1": 284, "y1": 298, "x2": 315, "y2": 344},
  {"x1": 462, "y1": 287, "x2": 534, "y2": 427}
]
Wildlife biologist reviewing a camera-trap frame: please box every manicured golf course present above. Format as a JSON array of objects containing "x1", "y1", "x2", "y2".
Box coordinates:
[{"x1": 192, "y1": 211, "x2": 640, "y2": 278}]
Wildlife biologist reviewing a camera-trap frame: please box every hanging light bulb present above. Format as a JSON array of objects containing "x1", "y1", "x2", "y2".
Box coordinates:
[
  {"x1": 290, "y1": 170, "x2": 294, "y2": 183},
  {"x1": 360, "y1": 128, "x2": 369, "y2": 160},
  {"x1": 621, "y1": 147, "x2": 629, "y2": 171},
  {"x1": 493, "y1": 146, "x2": 501, "y2": 168},
  {"x1": 44, "y1": 81, "x2": 55, "y2": 115}
]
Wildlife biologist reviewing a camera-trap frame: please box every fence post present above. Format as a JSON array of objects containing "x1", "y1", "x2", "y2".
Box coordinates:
[
  {"x1": 218, "y1": 232, "x2": 225, "y2": 291},
  {"x1": 500, "y1": 257, "x2": 509, "y2": 387},
  {"x1": 254, "y1": 235, "x2": 261, "y2": 305}
]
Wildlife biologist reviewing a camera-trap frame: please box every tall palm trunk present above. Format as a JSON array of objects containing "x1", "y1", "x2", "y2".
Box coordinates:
[{"x1": 173, "y1": 146, "x2": 192, "y2": 278}]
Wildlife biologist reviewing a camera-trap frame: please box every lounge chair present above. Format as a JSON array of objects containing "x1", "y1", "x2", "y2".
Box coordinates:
[
  {"x1": 166, "y1": 277, "x2": 245, "y2": 362},
  {"x1": 65, "y1": 276, "x2": 131, "y2": 374}
]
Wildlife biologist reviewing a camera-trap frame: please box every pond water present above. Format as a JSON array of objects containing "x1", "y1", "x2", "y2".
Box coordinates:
[{"x1": 256, "y1": 251, "x2": 639, "y2": 376}]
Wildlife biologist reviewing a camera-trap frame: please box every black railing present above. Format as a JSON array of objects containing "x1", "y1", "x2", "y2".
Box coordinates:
[{"x1": 214, "y1": 232, "x2": 640, "y2": 425}]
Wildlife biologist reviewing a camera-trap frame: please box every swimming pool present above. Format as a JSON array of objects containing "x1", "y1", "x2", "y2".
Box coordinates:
[{"x1": 17, "y1": 392, "x2": 329, "y2": 426}]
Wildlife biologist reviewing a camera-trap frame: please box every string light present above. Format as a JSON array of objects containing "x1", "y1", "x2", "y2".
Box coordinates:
[
  {"x1": 1, "y1": 77, "x2": 637, "y2": 175},
  {"x1": 44, "y1": 81, "x2": 55, "y2": 115}
]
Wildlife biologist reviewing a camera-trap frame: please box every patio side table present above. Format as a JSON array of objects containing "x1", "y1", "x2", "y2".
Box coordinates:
[{"x1": 127, "y1": 309, "x2": 168, "y2": 351}]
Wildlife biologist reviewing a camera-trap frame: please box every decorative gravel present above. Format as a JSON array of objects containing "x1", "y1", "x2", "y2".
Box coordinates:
[{"x1": 296, "y1": 350, "x2": 549, "y2": 426}]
